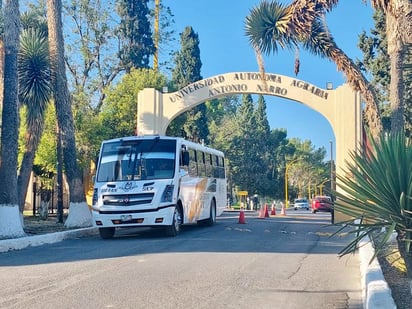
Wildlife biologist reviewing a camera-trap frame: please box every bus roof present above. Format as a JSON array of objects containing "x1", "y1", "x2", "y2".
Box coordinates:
[{"x1": 101, "y1": 135, "x2": 225, "y2": 157}]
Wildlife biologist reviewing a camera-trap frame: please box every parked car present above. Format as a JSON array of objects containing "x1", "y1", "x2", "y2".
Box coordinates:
[
  {"x1": 311, "y1": 196, "x2": 333, "y2": 213},
  {"x1": 293, "y1": 198, "x2": 310, "y2": 210}
]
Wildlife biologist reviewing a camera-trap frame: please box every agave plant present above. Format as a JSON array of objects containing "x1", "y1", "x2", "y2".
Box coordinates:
[{"x1": 333, "y1": 131, "x2": 412, "y2": 281}]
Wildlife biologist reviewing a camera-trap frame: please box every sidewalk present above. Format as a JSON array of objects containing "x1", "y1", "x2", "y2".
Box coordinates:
[{"x1": 0, "y1": 213, "x2": 397, "y2": 309}]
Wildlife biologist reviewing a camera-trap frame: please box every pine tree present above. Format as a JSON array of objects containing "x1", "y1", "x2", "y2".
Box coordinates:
[
  {"x1": 230, "y1": 94, "x2": 260, "y2": 196},
  {"x1": 357, "y1": 9, "x2": 412, "y2": 135},
  {"x1": 255, "y1": 95, "x2": 270, "y2": 136},
  {"x1": 253, "y1": 95, "x2": 271, "y2": 195},
  {"x1": 172, "y1": 26, "x2": 202, "y2": 88},
  {"x1": 117, "y1": 0, "x2": 155, "y2": 72},
  {"x1": 169, "y1": 26, "x2": 208, "y2": 142}
]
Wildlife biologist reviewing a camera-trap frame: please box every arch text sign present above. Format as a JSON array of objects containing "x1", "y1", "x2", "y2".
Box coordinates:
[{"x1": 167, "y1": 72, "x2": 329, "y2": 104}]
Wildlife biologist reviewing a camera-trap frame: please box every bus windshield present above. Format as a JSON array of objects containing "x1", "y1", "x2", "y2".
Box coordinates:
[{"x1": 96, "y1": 138, "x2": 176, "y2": 182}]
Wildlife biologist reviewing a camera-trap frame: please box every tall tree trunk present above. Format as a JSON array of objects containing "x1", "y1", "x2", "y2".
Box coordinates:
[
  {"x1": 47, "y1": 0, "x2": 91, "y2": 227},
  {"x1": 0, "y1": 1, "x2": 3, "y2": 108},
  {"x1": 17, "y1": 129, "x2": 43, "y2": 212},
  {"x1": 386, "y1": 0, "x2": 412, "y2": 133},
  {"x1": 0, "y1": 0, "x2": 25, "y2": 238},
  {"x1": 388, "y1": 44, "x2": 405, "y2": 132},
  {"x1": 0, "y1": 40, "x2": 4, "y2": 107}
]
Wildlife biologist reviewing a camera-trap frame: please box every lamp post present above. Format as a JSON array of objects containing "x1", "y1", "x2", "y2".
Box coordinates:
[
  {"x1": 326, "y1": 82, "x2": 333, "y2": 90},
  {"x1": 330, "y1": 140, "x2": 335, "y2": 223},
  {"x1": 317, "y1": 178, "x2": 329, "y2": 195},
  {"x1": 329, "y1": 140, "x2": 334, "y2": 198},
  {"x1": 284, "y1": 157, "x2": 303, "y2": 208}
]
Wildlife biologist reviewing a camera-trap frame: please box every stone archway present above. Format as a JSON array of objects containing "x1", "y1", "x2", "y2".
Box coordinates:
[{"x1": 137, "y1": 72, "x2": 362, "y2": 221}]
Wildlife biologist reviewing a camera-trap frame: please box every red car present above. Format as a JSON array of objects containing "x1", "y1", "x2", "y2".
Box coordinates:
[{"x1": 311, "y1": 196, "x2": 333, "y2": 213}]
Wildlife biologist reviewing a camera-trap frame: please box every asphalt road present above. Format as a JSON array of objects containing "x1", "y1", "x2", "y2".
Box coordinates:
[{"x1": 0, "y1": 210, "x2": 362, "y2": 309}]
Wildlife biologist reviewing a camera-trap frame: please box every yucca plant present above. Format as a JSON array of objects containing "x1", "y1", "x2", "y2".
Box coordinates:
[{"x1": 333, "y1": 131, "x2": 412, "y2": 282}]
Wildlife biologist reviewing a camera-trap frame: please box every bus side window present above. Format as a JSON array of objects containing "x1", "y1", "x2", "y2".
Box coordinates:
[
  {"x1": 212, "y1": 155, "x2": 219, "y2": 178},
  {"x1": 180, "y1": 150, "x2": 189, "y2": 166},
  {"x1": 219, "y1": 157, "x2": 226, "y2": 179},
  {"x1": 188, "y1": 149, "x2": 197, "y2": 177},
  {"x1": 197, "y1": 151, "x2": 206, "y2": 177},
  {"x1": 206, "y1": 154, "x2": 213, "y2": 177}
]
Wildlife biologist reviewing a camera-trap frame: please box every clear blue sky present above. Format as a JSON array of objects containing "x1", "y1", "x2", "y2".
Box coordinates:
[{"x1": 163, "y1": 0, "x2": 375, "y2": 158}]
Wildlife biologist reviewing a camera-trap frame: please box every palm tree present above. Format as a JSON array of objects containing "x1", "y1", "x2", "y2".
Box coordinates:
[
  {"x1": 245, "y1": 1, "x2": 383, "y2": 138},
  {"x1": 17, "y1": 28, "x2": 52, "y2": 213},
  {"x1": 369, "y1": 0, "x2": 412, "y2": 133},
  {"x1": 46, "y1": 0, "x2": 91, "y2": 227},
  {"x1": 0, "y1": 0, "x2": 25, "y2": 238},
  {"x1": 292, "y1": 0, "x2": 412, "y2": 133}
]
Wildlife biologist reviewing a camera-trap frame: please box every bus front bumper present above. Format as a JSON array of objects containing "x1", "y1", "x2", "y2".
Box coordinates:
[{"x1": 92, "y1": 205, "x2": 175, "y2": 228}]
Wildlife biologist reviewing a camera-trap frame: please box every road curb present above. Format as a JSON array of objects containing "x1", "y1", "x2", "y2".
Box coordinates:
[
  {"x1": 359, "y1": 237, "x2": 396, "y2": 309},
  {"x1": 0, "y1": 227, "x2": 97, "y2": 253}
]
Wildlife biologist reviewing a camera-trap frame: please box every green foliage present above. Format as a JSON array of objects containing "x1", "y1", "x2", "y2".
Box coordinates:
[
  {"x1": 99, "y1": 68, "x2": 167, "y2": 140},
  {"x1": 286, "y1": 138, "x2": 329, "y2": 198},
  {"x1": 244, "y1": 1, "x2": 293, "y2": 54},
  {"x1": 357, "y1": 10, "x2": 390, "y2": 103},
  {"x1": 34, "y1": 104, "x2": 57, "y2": 173},
  {"x1": 149, "y1": 2, "x2": 176, "y2": 71},
  {"x1": 357, "y1": 9, "x2": 391, "y2": 129},
  {"x1": 18, "y1": 28, "x2": 51, "y2": 121},
  {"x1": 334, "y1": 131, "x2": 412, "y2": 260},
  {"x1": 20, "y1": 4, "x2": 48, "y2": 35}
]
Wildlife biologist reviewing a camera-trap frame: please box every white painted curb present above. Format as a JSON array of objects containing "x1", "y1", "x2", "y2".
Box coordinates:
[
  {"x1": 358, "y1": 237, "x2": 396, "y2": 309},
  {"x1": 0, "y1": 227, "x2": 97, "y2": 253}
]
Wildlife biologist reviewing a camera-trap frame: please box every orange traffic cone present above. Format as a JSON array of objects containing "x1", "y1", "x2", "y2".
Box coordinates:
[
  {"x1": 270, "y1": 203, "x2": 276, "y2": 216},
  {"x1": 238, "y1": 208, "x2": 246, "y2": 224},
  {"x1": 264, "y1": 204, "x2": 270, "y2": 217},
  {"x1": 280, "y1": 202, "x2": 286, "y2": 216},
  {"x1": 258, "y1": 205, "x2": 265, "y2": 219}
]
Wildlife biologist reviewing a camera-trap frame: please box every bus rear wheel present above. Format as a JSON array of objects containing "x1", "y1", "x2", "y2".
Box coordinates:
[
  {"x1": 165, "y1": 206, "x2": 182, "y2": 237},
  {"x1": 99, "y1": 227, "x2": 115, "y2": 239},
  {"x1": 204, "y1": 199, "x2": 216, "y2": 226}
]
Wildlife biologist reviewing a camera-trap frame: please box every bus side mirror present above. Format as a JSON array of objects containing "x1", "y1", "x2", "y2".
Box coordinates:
[{"x1": 182, "y1": 151, "x2": 189, "y2": 166}]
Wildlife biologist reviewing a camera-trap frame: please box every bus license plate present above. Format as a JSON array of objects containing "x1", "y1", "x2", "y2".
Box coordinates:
[{"x1": 120, "y1": 215, "x2": 132, "y2": 222}]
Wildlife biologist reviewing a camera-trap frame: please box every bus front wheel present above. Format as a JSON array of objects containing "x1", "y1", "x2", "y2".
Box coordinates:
[
  {"x1": 99, "y1": 227, "x2": 115, "y2": 239},
  {"x1": 165, "y1": 206, "x2": 182, "y2": 237}
]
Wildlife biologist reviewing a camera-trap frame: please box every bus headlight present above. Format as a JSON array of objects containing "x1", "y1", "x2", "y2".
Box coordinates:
[{"x1": 161, "y1": 185, "x2": 174, "y2": 202}]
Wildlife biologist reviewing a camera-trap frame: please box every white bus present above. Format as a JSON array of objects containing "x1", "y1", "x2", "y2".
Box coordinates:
[{"x1": 91, "y1": 135, "x2": 227, "y2": 239}]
